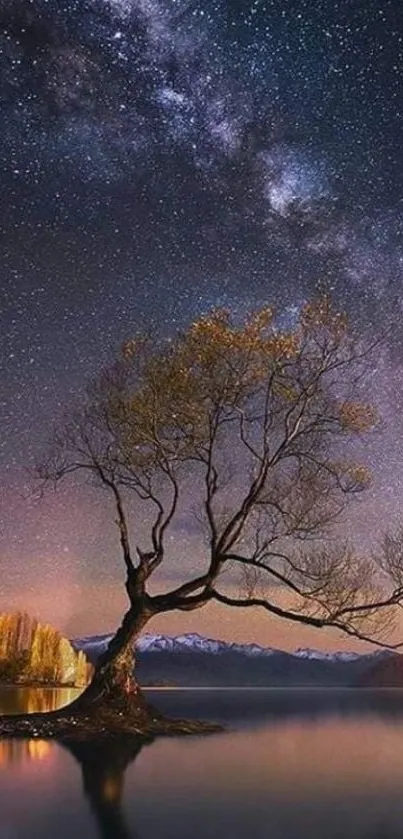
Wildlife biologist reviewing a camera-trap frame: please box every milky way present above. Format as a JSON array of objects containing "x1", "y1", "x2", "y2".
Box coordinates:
[{"x1": 1, "y1": 0, "x2": 403, "y2": 635}]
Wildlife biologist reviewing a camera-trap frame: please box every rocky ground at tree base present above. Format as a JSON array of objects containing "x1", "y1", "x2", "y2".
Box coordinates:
[{"x1": 0, "y1": 707, "x2": 222, "y2": 742}]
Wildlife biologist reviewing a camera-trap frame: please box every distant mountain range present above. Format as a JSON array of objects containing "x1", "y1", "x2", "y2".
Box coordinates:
[{"x1": 71, "y1": 632, "x2": 398, "y2": 687}]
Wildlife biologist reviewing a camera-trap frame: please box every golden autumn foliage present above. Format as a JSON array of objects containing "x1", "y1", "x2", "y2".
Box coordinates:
[
  {"x1": 187, "y1": 306, "x2": 299, "y2": 361},
  {"x1": 112, "y1": 297, "x2": 377, "y2": 472},
  {"x1": 300, "y1": 295, "x2": 348, "y2": 336},
  {"x1": 338, "y1": 401, "x2": 378, "y2": 432},
  {"x1": 347, "y1": 464, "x2": 373, "y2": 488},
  {"x1": 0, "y1": 613, "x2": 92, "y2": 687}
]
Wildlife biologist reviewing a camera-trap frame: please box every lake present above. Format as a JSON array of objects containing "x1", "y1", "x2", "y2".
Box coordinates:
[{"x1": 2, "y1": 687, "x2": 403, "y2": 838}]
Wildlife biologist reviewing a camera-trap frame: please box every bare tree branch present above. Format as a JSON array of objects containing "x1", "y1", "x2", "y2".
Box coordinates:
[{"x1": 35, "y1": 299, "x2": 403, "y2": 650}]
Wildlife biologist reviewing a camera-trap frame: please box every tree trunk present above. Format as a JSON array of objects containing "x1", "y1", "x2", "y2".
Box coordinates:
[{"x1": 70, "y1": 601, "x2": 155, "y2": 724}]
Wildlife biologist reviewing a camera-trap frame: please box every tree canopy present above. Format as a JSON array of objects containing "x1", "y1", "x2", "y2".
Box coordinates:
[{"x1": 38, "y1": 297, "x2": 403, "y2": 648}]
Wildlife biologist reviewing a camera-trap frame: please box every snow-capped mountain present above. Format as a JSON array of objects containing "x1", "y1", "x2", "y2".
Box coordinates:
[
  {"x1": 72, "y1": 631, "x2": 278, "y2": 659},
  {"x1": 72, "y1": 634, "x2": 111, "y2": 656},
  {"x1": 294, "y1": 648, "x2": 364, "y2": 663},
  {"x1": 71, "y1": 631, "x2": 385, "y2": 662},
  {"x1": 71, "y1": 629, "x2": 397, "y2": 687},
  {"x1": 135, "y1": 633, "x2": 278, "y2": 657},
  {"x1": 72, "y1": 630, "x2": 394, "y2": 686}
]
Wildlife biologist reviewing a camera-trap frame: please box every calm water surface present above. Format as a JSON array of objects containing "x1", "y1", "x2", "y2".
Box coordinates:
[{"x1": 2, "y1": 687, "x2": 403, "y2": 838}]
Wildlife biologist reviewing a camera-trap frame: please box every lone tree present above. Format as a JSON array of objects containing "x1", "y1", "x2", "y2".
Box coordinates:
[{"x1": 2, "y1": 297, "x2": 403, "y2": 738}]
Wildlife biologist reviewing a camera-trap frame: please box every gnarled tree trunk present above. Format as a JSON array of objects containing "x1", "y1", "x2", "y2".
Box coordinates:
[{"x1": 72, "y1": 601, "x2": 154, "y2": 723}]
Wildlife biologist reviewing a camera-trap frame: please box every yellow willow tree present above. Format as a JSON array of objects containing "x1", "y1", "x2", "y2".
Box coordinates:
[{"x1": 27, "y1": 297, "x2": 403, "y2": 735}]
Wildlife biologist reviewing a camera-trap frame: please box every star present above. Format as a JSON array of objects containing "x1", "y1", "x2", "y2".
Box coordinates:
[{"x1": 0, "y1": 0, "x2": 402, "y2": 642}]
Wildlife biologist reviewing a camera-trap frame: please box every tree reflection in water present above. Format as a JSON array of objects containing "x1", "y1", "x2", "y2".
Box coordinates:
[
  {"x1": 63, "y1": 738, "x2": 145, "y2": 839},
  {"x1": 0, "y1": 734, "x2": 146, "y2": 839}
]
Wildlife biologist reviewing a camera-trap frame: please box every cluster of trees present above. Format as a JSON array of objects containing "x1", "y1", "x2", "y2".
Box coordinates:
[{"x1": 0, "y1": 613, "x2": 92, "y2": 687}]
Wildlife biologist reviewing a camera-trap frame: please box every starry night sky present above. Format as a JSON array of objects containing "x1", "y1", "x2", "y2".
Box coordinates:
[{"x1": 1, "y1": 0, "x2": 403, "y2": 646}]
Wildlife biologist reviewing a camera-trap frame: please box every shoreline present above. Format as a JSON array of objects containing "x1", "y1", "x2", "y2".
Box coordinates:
[
  {"x1": 0, "y1": 683, "x2": 83, "y2": 691},
  {"x1": 2, "y1": 683, "x2": 403, "y2": 692}
]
